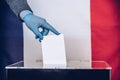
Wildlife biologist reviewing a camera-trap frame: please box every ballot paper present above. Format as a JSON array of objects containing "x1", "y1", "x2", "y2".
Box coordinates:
[{"x1": 41, "y1": 34, "x2": 66, "y2": 68}]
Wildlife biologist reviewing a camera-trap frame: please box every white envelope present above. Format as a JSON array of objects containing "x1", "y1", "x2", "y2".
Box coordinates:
[{"x1": 41, "y1": 34, "x2": 66, "y2": 68}]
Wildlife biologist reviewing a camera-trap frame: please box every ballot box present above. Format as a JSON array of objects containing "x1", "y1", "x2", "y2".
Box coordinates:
[{"x1": 6, "y1": 61, "x2": 111, "y2": 80}]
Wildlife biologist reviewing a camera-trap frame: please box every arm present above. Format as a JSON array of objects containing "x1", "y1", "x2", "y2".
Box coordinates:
[
  {"x1": 5, "y1": 0, "x2": 60, "y2": 41},
  {"x1": 5, "y1": 0, "x2": 32, "y2": 18}
]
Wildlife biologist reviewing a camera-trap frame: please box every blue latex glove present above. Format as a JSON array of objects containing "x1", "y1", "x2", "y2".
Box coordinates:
[{"x1": 20, "y1": 10, "x2": 60, "y2": 41}]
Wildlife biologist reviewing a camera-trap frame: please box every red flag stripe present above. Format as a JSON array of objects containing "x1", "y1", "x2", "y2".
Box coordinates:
[{"x1": 91, "y1": 0, "x2": 120, "y2": 80}]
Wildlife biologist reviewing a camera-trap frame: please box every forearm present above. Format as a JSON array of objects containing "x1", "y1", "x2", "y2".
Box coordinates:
[{"x1": 5, "y1": 0, "x2": 32, "y2": 18}]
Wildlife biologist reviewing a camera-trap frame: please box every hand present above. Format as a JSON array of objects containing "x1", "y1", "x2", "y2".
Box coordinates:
[{"x1": 21, "y1": 11, "x2": 60, "y2": 42}]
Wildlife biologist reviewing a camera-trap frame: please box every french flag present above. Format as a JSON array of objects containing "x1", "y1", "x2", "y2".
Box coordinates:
[{"x1": 0, "y1": 0, "x2": 120, "y2": 80}]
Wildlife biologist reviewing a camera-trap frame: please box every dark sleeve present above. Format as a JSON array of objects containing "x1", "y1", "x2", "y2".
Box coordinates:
[{"x1": 5, "y1": 0, "x2": 32, "y2": 17}]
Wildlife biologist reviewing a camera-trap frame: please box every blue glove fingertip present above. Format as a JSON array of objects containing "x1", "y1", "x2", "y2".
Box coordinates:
[
  {"x1": 39, "y1": 39, "x2": 42, "y2": 42},
  {"x1": 56, "y1": 32, "x2": 61, "y2": 35},
  {"x1": 35, "y1": 36, "x2": 39, "y2": 39}
]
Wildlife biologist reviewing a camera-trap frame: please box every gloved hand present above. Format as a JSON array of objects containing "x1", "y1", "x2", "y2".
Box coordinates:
[{"x1": 20, "y1": 10, "x2": 60, "y2": 41}]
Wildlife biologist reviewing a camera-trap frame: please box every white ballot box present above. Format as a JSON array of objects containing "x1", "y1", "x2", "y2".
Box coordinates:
[{"x1": 23, "y1": 0, "x2": 91, "y2": 68}]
